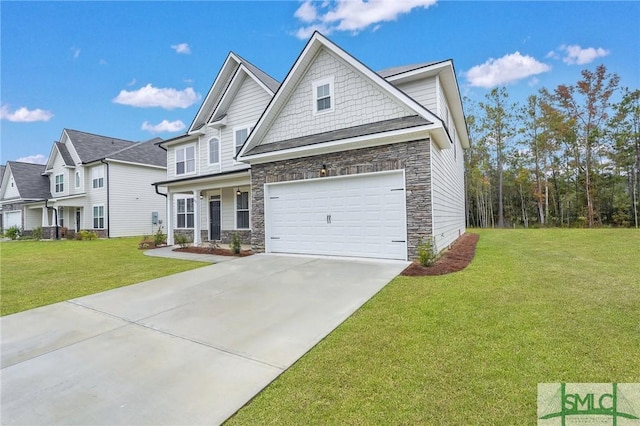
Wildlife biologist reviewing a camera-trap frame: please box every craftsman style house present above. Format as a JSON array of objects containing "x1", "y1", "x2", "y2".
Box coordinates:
[
  {"x1": 1, "y1": 129, "x2": 167, "y2": 238},
  {"x1": 156, "y1": 32, "x2": 469, "y2": 261}
]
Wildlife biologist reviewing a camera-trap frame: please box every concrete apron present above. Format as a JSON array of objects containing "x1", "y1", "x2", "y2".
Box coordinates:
[{"x1": 1, "y1": 254, "x2": 409, "y2": 425}]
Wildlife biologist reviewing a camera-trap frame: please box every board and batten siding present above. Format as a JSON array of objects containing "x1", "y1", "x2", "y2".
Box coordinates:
[
  {"x1": 107, "y1": 162, "x2": 166, "y2": 237},
  {"x1": 393, "y1": 76, "x2": 437, "y2": 113},
  {"x1": 261, "y1": 48, "x2": 414, "y2": 145}
]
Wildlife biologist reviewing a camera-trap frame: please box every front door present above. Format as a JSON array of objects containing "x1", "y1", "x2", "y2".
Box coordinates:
[
  {"x1": 209, "y1": 197, "x2": 221, "y2": 241},
  {"x1": 75, "y1": 209, "x2": 81, "y2": 232}
]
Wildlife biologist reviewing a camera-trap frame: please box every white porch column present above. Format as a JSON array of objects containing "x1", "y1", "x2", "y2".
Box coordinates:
[
  {"x1": 192, "y1": 190, "x2": 201, "y2": 246},
  {"x1": 41, "y1": 206, "x2": 50, "y2": 227},
  {"x1": 166, "y1": 191, "x2": 174, "y2": 245}
]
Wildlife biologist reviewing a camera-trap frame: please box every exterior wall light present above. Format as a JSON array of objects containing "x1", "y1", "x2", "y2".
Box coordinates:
[
  {"x1": 236, "y1": 188, "x2": 242, "y2": 196},
  {"x1": 320, "y1": 164, "x2": 327, "y2": 177}
]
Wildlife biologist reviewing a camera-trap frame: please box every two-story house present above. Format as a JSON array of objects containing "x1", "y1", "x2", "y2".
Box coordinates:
[
  {"x1": 30, "y1": 129, "x2": 167, "y2": 238},
  {"x1": 157, "y1": 33, "x2": 469, "y2": 261},
  {"x1": 153, "y1": 53, "x2": 278, "y2": 246},
  {"x1": 0, "y1": 161, "x2": 51, "y2": 234}
]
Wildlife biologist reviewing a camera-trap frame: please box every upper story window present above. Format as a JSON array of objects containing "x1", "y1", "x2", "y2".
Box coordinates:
[
  {"x1": 55, "y1": 174, "x2": 64, "y2": 193},
  {"x1": 313, "y1": 76, "x2": 334, "y2": 114},
  {"x1": 234, "y1": 126, "x2": 252, "y2": 156},
  {"x1": 75, "y1": 171, "x2": 81, "y2": 188},
  {"x1": 209, "y1": 138, "x2": 220, "y2": 165},
  {"x1": 92, "y1": 166, "x2": 104, "y2": 189},
  {"x1": 176, "y1": 145, "x2": 196, "y2": 175}
]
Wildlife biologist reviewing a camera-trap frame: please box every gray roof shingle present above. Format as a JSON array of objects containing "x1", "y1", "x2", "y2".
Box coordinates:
[
  {"x1": 235, "y1": 54, "x2": 280, "y2": 93},
  {"x1": 377, "y1": 61, "x2": 444, "y2": 79},
  {"x1": 65, "y1": 129, "x2": 136, "y2": 163},
  {"x1": 55, "y1": 142, "x2": 75, "y2": 165},
  {"x1": 244, "y1": 115, "x2": 430, "y2": 156},
  {"x1": 7, "y1": 161, "x2": 51, "y2": 200},
  {"x1": 107, "y1": 138, "x2": 167, "y2": 167}
]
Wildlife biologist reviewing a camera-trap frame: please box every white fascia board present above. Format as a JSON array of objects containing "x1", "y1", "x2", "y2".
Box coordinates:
[
  {"x1": 102, "y1": 159, "x2": 167, "y2": 170},
  {"x1": 48, "y1": 193, "x2": 87, "y2": 202},
  {"x1": 162, "y1": 171, "x2": 250, "y2": 192},
  {"x1": 160, "y1": 134, "x2": 198, "y2": 148},
  {"x1": 240, "y1": 125, "x2": 443, "y2": 164}
]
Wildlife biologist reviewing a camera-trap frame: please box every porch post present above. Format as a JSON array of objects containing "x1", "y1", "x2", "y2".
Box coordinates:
[
  {"x1": 166, "y1": 191, "x2": 174, "y2": 245},
  {"x1": 192, "y1": 190, "x2": 201, "y2": 246},
  {"x1": 41, "y1": 206, "x2": 50, "y2": 227}
]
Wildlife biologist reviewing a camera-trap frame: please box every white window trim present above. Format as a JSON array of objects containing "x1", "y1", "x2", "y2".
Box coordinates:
[
  {"x1": 175, "y1": 195, "x2": 195, "y2": 229},
  {"x1": 234, "y1": 189, "x2": 250, "y2": 230},
  {"x1": 233, "y1": 125, "x2": 253, "y2": 163},
  {"x1": 175, "y1": 144, "x2": 197, "y2": 176},
  {"x1": 313, "y1": 76, "x2": 335, "y2": 115},
  {"x1": 208, "y1": 137, "x2": 221, "y2": 166},
  {"x1": 54, "y1": 174, "x2": 64, "y2": 193},
  {"x1": 92, "y1": 204, "x2": 105, "y2": 229}
]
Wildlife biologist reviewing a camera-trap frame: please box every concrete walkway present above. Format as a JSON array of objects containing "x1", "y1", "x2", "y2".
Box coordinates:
[{"x1": 1, "y1": 254, "x2": 408, "y2": 425}]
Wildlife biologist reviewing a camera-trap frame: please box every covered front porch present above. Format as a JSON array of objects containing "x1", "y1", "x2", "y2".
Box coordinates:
[{"x1": 160, "y1": 171, "x2": 251, "y2": 246}]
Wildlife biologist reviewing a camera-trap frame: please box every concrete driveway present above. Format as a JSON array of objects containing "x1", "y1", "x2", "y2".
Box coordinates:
[{"x1": 1, "y1": 254, "x2": 408, "y2": 425}]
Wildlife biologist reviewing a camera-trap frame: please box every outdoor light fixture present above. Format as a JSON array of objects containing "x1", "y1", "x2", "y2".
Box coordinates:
[
  {"x1": 236, "y1": 188, "x2": 242, "y2": 196},
  {"x1": 199, "y1": 192, "x2": 204, "y2": 200},
  {"x1": 320, "y1": 164, "x2": 327, "y2": 177}
]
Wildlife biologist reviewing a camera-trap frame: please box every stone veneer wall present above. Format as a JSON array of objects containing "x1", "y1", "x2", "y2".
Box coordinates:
[{"x1": 250, "y1": 139, "x2": 432, "y2": 260}]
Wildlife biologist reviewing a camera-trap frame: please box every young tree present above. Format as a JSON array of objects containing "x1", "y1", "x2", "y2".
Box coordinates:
[{"x1": 550, "y1": 65, "x2": 620, "y2": 227}]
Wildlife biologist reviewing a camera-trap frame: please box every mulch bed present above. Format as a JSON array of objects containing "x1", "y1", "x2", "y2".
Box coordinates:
[
  {"x1": 173, "y1": 246, "x2": 254, "y2": 257},
  {"x1": 401, "y1": 233, "x2": 479, "y2": 276}
]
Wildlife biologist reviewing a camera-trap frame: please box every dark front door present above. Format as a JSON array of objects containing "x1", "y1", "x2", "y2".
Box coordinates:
[
  {"x1": 209, "y1": 198, "x2": 221, "y2": 241},
  {"x1": 75, "y1": 209, "x2": 81, "y2": 232}
]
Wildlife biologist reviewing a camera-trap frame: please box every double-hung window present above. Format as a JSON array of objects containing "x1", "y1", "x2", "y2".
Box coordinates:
[
  {"x1": 93, "y1": 205, "x2": 104, "y2": 229},
  {"x1": 55, "y1": 174, "x2": 64, "y2": 193},
  {"x1": 92, "y1": 166, "x2": 104, "y2": 189},
  {"x1": 313, "y1": 77, "x2": 334, "y2": 114},
  {"x1": 209, "y1": 138, "x2": 220, "y2": 165},
  {"x1": 176, "y1": 145, "x2": 195, "y2": 175},
  {"x1": 236, "y1": 191, "x2": 249, "y2": 229},
  {"x1": 176, "y1": 197, "x2": 195, "y2": 228},
  {"x1": 234, "y1": 126, "x2": 252, "y2": 156}
]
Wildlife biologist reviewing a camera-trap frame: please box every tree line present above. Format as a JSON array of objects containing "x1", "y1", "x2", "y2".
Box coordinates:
[{"x1": 464, "y1": 64, "x2": 639, "y2": 228}]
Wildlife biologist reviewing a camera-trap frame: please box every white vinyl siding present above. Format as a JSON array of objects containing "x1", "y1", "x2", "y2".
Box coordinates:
[
  {"x1": 394, "y1": 76, "x2": 437, "y2": 113},
  {"x1": 4, "y1": 175, "x2": 19, "y2": 198},
  {"x1": 260, "y1": 49, "x2": 414, "y2": 145},
  {"x1": 107, "y1": 163, "x2": 167, "y2": 237}
]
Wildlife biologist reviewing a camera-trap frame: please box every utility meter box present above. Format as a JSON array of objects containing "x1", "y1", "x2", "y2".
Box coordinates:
[{"x1": 152, "y1": 211, "x2": 158, "y2": 225}]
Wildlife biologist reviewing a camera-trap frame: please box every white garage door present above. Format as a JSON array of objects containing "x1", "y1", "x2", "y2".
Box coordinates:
[
  {"x1": 4, "y1": 211, "x2": 22, "y2": 229},
  {"x1": 265, "y1": 171, "x2": 407, "y2": 260}
]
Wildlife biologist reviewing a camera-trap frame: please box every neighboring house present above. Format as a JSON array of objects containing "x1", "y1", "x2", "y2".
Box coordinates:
[
  {"x1": 157, "y1": 32, "x2": 469, "y2": 261},
  {"x1": 0, "y1": 161, "x2": 51, "y2": 234},
  {"x1": 153, "y1": 52, "x2": 279, "y2": 246},
  {"x1": 7, "y1": 129, "x2": 168, "y2": 238}
]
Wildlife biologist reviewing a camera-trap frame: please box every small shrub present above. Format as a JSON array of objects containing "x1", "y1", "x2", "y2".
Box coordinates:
[
  {"x1": 76, "y1": 230, "x2": 99, "y2": 240},
  {"x1": 229, "y1": 233, "x2": 241, "y2": 255},
  {"x1": 32, "y1": 227, "x2": 44, "y2": 241},
  {"x1": 153, "y1": 227, "x2": 166, "y2": 246},
  {"x1": 417, "y1": 237, "x2": 437, "y2": 267},
  {"x1": 174, "y1": 233, "x2": 191, "y2": 249},
  {"x1": 5, "y1": 226, "x2": 20, "y2": 240}
]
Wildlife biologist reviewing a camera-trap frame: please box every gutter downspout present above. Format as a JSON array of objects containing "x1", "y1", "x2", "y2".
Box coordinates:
[
  {"x1": 100, "y1": 159, "x2": 110, "y2": 238},
  {"x1": 44, "y1": 199, "x2": 59, "y2": 240}
]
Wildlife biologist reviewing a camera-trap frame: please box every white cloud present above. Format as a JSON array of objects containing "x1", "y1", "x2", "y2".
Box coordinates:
[
  {"x1": 0, "y1": 105, "x2": 54, "y2": 122},
  {"x1": 141, "y1": 120, "x2": 186, "y2": 133},
  {"x1": 293, "y1": 0, "x2": 437, "y2": 39},
  {"x1": 127, "y1": 78, "x2": 137, "y2": 87},
  {"x1": 113, "y1": 84, "x2": 201, "y2": 109},
  {"x1": 171, "y1": 43, "x2": 191, "y2": 54},
  {"x1": 16, "y1": 154, "x2": 48, "y2": 165},
  {"x1": 559, "y1": 44, "x2": 610, "y2": 65},
  {"x1": 466, "y1": 52, "x2": 551, "y2": 88},
  {"x1": 99, "y1": 59, "x2": 108, "y2": 65},
  {"x1": 71, "y1": 46, "x2": 81, "y2": 59}
]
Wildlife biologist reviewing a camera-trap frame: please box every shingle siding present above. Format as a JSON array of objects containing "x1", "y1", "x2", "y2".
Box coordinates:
[
  {"x1": 250, "y1": 140, "x2": 432, "y2": 260},
  {"x1": 261, "y1": 49, "x2": 415, "y2": 145}
]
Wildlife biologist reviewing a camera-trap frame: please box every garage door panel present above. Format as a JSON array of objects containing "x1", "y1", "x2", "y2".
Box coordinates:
[{"x1": 265, "y1": 171, "x2": 407, "y2": 260}]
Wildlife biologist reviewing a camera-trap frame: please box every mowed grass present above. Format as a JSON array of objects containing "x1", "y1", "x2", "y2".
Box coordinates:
[
  {"x1": 0, "y1": 238, "x2": 205, "y2": 316},
  {"x1": 227, "y1": 229, "x2": 640, "y2": 425}
]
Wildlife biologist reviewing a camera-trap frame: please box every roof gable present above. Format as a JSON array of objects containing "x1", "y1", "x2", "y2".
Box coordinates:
[
  {"x1": 238, "y1": 32, "x2": 445, "y2": 160},
  {"x1": 188, "y1": 52, "x2": 279, "y2": 134},
  {"x1": 64, "y1": 129, "x2": 136, "y2": 163},
  {"x1": 2, "y1": 161, "x2": 51, "y2": 200}
]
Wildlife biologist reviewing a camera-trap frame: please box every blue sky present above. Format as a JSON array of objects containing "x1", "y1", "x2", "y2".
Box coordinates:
[{"x1": 1, "y1": 1, "x2": 638, "y2": 164}]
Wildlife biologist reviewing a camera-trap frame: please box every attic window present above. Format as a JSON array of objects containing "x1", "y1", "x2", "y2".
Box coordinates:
[{"x1": 313, "y1": 77, "x2": 334, "y2": 114}]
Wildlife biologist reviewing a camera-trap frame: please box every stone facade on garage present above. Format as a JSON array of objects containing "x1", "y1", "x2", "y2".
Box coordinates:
[{"x1": 250, "y1": 139, "x2": 432, "y2": 260}]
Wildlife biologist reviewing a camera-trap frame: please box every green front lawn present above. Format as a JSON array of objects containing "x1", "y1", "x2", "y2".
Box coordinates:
[
  {"x1": 0, "y1": 238, "x2": 205, "y2": 316},
  {"x1": 227, "y1": 229, "x2": 640, "y2": 424}
]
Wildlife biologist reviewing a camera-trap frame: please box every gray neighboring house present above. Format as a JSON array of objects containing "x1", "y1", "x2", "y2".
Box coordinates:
[
  {"x1": 238, "y1": 32, "x2": 469, "y2": 261},
  {"x1": 1, "y1": 129, "x2": 167, "y2": 238},
  {"x1": 0, "y1": 162, "x2": 51, "y2": 234}
]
